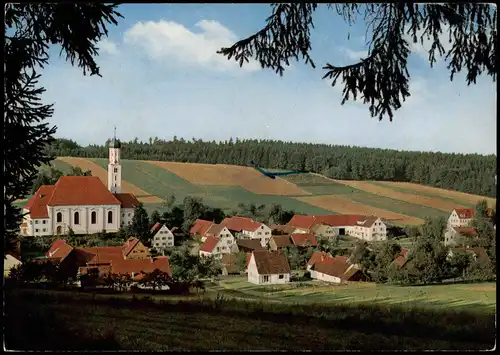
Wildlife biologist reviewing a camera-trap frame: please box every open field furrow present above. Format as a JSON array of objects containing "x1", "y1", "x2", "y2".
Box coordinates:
[
  {"x1": 56, "y1": 157, "x2": 163, "y2": 204},
  {"x1": 326, "y1": 177, "x2": 468, "y2": 212},
  {"x1": 145, "y1": 160, "x2": 311, "y2": 196},
  {"x1": 295, "y1": 195, "x2": 424, "y2": 226},
  {"x1": 375, "y1": 181, "x2": 496, "y2": 208}
]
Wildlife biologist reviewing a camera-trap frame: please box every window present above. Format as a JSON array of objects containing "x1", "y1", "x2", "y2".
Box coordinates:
[
  {"x1": 122, "y1": 213, "x2": 124, "y2": 217},
  {"x1": 35, "y1": 229, "x2": 39, "y2": 232},
  {"x1": 168, "y1": 236, "x2": 173, "y2": 240},
  {"x1": 35, "y1": 220, "x2": 39, "y2": 224},
  {"x1": 162, "y1": 237, "x2": 166, "y2": 240},
  {"x1": 108, "y1": 211, "x2": 113, "y2": 224},
  {"x1": 258, "y1": 232, "x2": 262, "y2": 235},
  {"x1": 265, "y1": 232, "x2": 269, "y2": 235},
  {"x1": 57, "y1": 212, "x2": 62, "y2": 223},
  {"x1": 91, "y1": 211, "x2": 97, "y2": 224},
  {"x1": 43, "y1": 220, "x2": 46, "y2": 224},
  {"x1": 74, "y1": 212, "x2": 80, "y2": 225},
  {"x1": 261, "y1": 226, "x2": 264, "y2": 229},
  {"x1": 43, "y1": 228, "x2": 46, "y2": 232},
  {"x1": 114, "y1": 175, "x2": 116, "y2": 181},
  {"x1": 227, "y1": 239, "x2": 231, "y2": 244},
  {"x1": 279, "y1": 274, "x2": 284, "y2": 279},
  {"x1": 114, "y1": 168, "x2": 118, "y2": 173},
  {"x1": 263, "y1": 275, "x2": 269, "y2": 283},
  {"x1": 128, "y1": 213, "x2": 131, "y2": 217}
]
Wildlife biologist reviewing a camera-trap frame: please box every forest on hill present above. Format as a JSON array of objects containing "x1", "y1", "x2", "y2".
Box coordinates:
[{"x1": 45, "y1": 137, "x2": 497, "y2": 198}]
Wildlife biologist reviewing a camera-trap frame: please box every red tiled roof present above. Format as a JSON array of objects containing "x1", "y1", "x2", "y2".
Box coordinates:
[
  {"x1": 307, "y1": 251, "x2": 332, "y2": 266},
  {"x1": 199, "y1": 236, "x2": 220, "y2": 253},
  {"x1": 287, "y1": 215, "x2": 317, "y2": 229},
  {"x1": 221, "y1": 216, "x2": 263, "y2": 232},
  {"x1": 290, "y1": 233, "x2": 317, "y2": 247},
  {"x1": 313, "y1": 257, "x2": 353, "y2": 279},
  {"x1": 400, "y1": 249, "x2": 408, "y2": 257},
  {"x1": 24, "y1": 185, "x2": 55, "y2": 218},
  {"x1": 81, "y1": 246, "x2": 124, "y2": 265},
  {"x1": 111, "y1": 257, "x2": 172, "y2": 277},
  {"x1": 452, "y1": 226, "x2": 478, "y2": 237},
  {"x1": 122, "y1": 237, "x2": 140, "y2": 257},
  {"x1": 150, "y1": 222, "x2": 162, "y2": 233},
  {"x1": 46, "y1": 239, "x2": 73, "y2": 260},
  {"x1": 47, "y1": 176, "x2": 121, "y2": 206},
  {"x1": 455, "y1": 208, "x2": 476, "y2": 219},
  {"x1": 251, "y1": 251, "x2": 291, "y2": 275},
  {"x1": 114, "y1": 193, "x2": 140, "y2": 209},
  {"x1": 270, "y1": 224, "x2": 298, "y2": 234},
  {"x1": 393, "y1": 255, "x2": 408, "y2": 267},
  {"x1": 205, "y1": 223, "x2": 227, "y2": 237},
  {"x1": 271, "y1": 235, "x2": 293, "y2": 248},
  {"x1": 190, "y1": 219, "x2": 213, "y2": 236},
  {"x1": 451, "y1": 247, "x2": 488, "y2": 261}
]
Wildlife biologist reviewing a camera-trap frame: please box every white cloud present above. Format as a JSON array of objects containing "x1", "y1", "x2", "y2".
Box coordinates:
[
  {"x1": 123, "y1": 19, "x2": 260, "y2": 72},
  {"x1": 341, "y1": 47, "x2": 369, "y2": 61},
  {"x1": 405, "y1": 24, "x2": 453, "y2": 60},
  {"x1": 98, "y1": 38, "x2": 119, "y2": 54}
]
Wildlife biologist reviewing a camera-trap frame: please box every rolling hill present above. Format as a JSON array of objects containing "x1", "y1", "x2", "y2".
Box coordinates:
[{"x1": 30, "y1": 157, "x2": 494, "y2": 227}]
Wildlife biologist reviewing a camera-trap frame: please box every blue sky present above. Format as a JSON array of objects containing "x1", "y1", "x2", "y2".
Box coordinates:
[{"x1": 40, "y1": 4, "x2": 496, "y2": 155}]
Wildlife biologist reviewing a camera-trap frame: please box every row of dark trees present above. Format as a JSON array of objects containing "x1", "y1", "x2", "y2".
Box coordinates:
[{"x1": 45, "y1": 137, "x2": 497, "y2": 197}]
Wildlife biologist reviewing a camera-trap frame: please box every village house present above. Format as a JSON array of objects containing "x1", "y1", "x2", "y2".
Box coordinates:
[
  {"x1": 287, "y1": 214, "x2": 387, "y2": 241},
  {"x1": 199, "y1": 233, "x2": 238, "y2": 259},
  {"x1": 307, "y1": 252, "x2": 365, "y2": 284},
  {"x1": 122, "y1": 237, "x2": 151, "y2": 260},
  {"x1": 392, "y1": 249, "x2": 409, "y2": 268},
  {"x1": 236, "y1": 238, "x2": 266, "y2": 253},
  {"x1": 21, "y1": 135, "x2": 140, "y2": 237},
  {"x1": 247, "y1": 250, "x2": 291, "y2": 285},
  {"x1": 309, "y1": 222, "x2": 339, "y2": 239},
  {"x1": 220, "y1": 253, "x2": 243, "y2": 276},
  {"x1": 4, "y1": 252, "x2": 22, "y2": 277},
  {"x1": 447, "y1": 208, "x2": 476, "y2": 229},
  {"x1": 290, "y1": 233, "x2": 318, "y2": 247},
  {"x1": 150, "y1": 222, "x2": 175, "y2": 250},
  {"x1": 444, "y1": 226, "x2": 479, "y2": 247},
  {"x1": 270, "y1": 224, "x2": 300, "y2": 235},
  {"x1": 447, "y1": 247, "x2": 489, "y2": 263},
  {"x1": 221, "y1": 216, "x2": 272, "y2": 247}
]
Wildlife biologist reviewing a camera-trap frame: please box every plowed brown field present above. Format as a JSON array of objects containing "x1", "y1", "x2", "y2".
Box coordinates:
[
  {"x1": 330, "y1": 179, "x2": 467, "y2": 212},
  {"x1": 376, "y1": 181, "x2": 496, "y2": 208},
  {"x1": 295, "y1": 195, "x2": 424, "y2": 225},
  {"x1": 57, "y1": 157, "x2": 163, "y2": 204},
  {"x1": 145, "y1": 161, "x2": 311, "y2": 196}
]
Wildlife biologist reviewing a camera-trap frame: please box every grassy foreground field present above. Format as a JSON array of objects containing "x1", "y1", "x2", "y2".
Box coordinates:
[
  {"x1": 5, "y1": 285, "x2": 496, "y2": 351},
  {"x1": 20, "y1": 157, "x2": 494, "y2": 227}
]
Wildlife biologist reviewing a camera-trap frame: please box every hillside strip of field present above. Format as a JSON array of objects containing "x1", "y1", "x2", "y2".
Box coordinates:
[
  {"x1": 376, "y1": 181, "x2": 496, "y2": 208},
  {"x1": 57, "y1": 157, "x2": 163, "y2": 204},
  {"x1": 325, "y1": 177, "x2": 468, "y2": 212},
  {"x1": 295, "y1": 195, "x2": 424, "y2": 226},
  {"x1": 145, "y1": 161, "x2": 311, "y2": 196}
]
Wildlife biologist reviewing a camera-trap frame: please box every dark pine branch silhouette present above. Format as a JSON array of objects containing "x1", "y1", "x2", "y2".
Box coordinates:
[
  {"x1": 4, "y1": 4, "x2": 123, "y2": 255},
  {"x1": 218, "y1": 3, "x2": 497, "y2": 121}
]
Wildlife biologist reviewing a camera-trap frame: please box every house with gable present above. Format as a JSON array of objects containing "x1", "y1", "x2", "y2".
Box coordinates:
[
  {"x1": 236, "y1": 238, "x2": 266, "y2": 253},
  {"x1": 122, "y1": 237, "x2": 151, "y2": 260},
  {"x1": 270, "y1": 224, "x2": 301, "y2": 235},
  {"x1": 447, "y1": 208, "x2": 476, "y2": 229},
  {"x1": 444, "y1": 226, "x2": 479, "y2": 247},
  {"x1": 21, "y1": 134, "x2": 140, "y2": 236},
  {"x1": 221, "y1": 216, "x2": 272, "y2": 247},
  {"x1": 199, "y1": 234, "x2": 238, "y2": 259},
  {"x1": 150, "y1": 222, "x2": 175, "y2": 250},
  {"x1": 268, "y1": 235, "x2": 294, "y2": 251},
  {"x1": 247, "y1": 250, "x2": 291, "y2": 285}
]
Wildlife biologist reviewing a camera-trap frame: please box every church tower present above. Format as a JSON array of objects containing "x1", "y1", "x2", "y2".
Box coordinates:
[{"x1": 107, "y1": 127, "x2": 122, "y2": 194}]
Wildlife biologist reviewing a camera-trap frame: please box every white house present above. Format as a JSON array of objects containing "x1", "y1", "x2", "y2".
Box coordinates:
[
  {"x1": 21, "y1": 135, "x2": 140, "y2": 237},
  {"x1": 247, "y1": 251, "x2": 291, "y2": 285},
  {"x1": 199, "y1": 234, "x2": 238, "y2": 259},
  {"x1": 447, "y1": 208, "x2": 476, "y2": 229},
  {"x1": 4, "y1": 253, "x2": 22, "y2": 277},
  {"x1": 307, "y1": 253, "x2": 364, "y2": 284},
  {"x1": 221, "y1": 216, "x2": 272, "y2": 247},
  {"x1": 444, "y1": 226, "x2": 479, "y2": 247},
  {"x1": 150, "y1": 222, "x2": 175, "y2": 250}
]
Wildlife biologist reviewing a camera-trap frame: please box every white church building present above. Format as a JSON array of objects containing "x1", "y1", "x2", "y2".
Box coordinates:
[{"x1": 21, "y1": 135, "x2": 141, "y2": 237}]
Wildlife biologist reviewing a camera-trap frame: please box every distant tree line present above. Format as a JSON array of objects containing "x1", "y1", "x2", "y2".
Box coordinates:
[{"x1": 46, "y1": 137, "x2": 496, "y2": 197}]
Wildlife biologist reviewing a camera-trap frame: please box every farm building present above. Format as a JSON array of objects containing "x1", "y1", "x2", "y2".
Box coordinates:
[
  {"x1": 287, "y1": 214, "x2": 387, "y2": 241},
  {"x1": 221, "y1": 216, "x2": 272, "y2": 247},
  {"x1": 268, "y1": 235, "x2": 293, "y2": 251},
  {"x1": 444, "y1": 226, "x2": 479, "y2": 247},
  {"x1": 290, "y1": 233, "x2": 317, "y2": 247},
  {"x1": 307, "y1": 252, "x2": 365, "y2": 284},
  {"x1": 236, "y1": 238, "x2": 266, "y2": 253},
  {"x1": 21, "y1": 136, "x2": 140, "y2": 236},
  {"x1": 247, "y1": 251, "x2": 291, "y2": 285},
  {"x1": 189, "y1": 219, "x2": 214, "y2": 240},
  {"x1": 310, "y1": 223, "x2": 339, "y2": 239},
  {"x1": 150, "y1": 223, "x2": 175, "y2": 250},
  {"x1": 270, "y1": 224, "x2": 300, "y2": 235}
]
